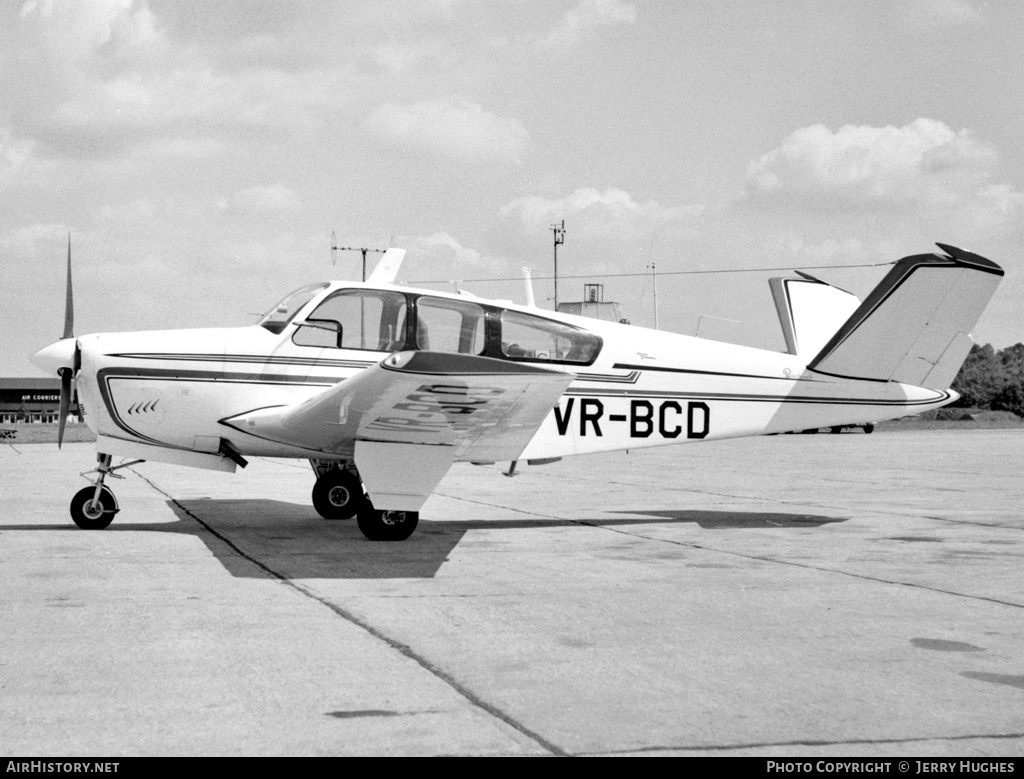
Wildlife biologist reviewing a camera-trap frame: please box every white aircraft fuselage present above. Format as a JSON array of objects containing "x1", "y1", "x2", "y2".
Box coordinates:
[
  {"x1": 30, "y1": 243, "x2": 1003, "y2": 539},
  {"x1": 67, "y1": 283, "x2": 943, "y2": 463}
]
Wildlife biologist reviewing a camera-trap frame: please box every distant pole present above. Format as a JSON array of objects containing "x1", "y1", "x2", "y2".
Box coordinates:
[
  {"x1": 650, "y1": 261, "x2": 659, "y2": 330},
  {"x1": 551, "y1": 220, "x2": 566, "y2": 310}
]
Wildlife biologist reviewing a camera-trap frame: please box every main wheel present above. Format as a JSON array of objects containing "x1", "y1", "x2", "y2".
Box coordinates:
[
  {"x1": 357, "y1": 506, "x2": 419, "y2": 541},
  {"x1": 312, "y1": 469, "x2": 364, "y2": 520},
  {"x1": 70, "y1": 486, "x2": 118, "y2": 530}
]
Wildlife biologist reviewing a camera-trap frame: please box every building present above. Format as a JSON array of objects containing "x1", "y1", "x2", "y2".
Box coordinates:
[
  {"x1": 0, "y1": 378, "x2": 80, "y2": 424},
  {"x1": 555, "y1": 283, "x2": 629, "y2": 324}
]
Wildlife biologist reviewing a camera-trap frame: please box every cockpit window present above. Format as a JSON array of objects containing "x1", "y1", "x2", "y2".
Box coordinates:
[
  {"x1": 293, "y1": 289, "x2": 408, "y2": 351},
  {"x1": 499, "y1": 310, "x2": 601, "y2": 364},
  {"x1": 258, "y1": 283, "x2": 329, "y2": 334}
]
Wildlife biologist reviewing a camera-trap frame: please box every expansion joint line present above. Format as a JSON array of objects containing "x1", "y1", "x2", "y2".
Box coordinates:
[
  {"x1": 585, "y1": 730, "x2": 1024, "y2": 756},
  {"x1": 578, "y1": 520, "x2": 1024, "y2": 610},
  {"x1": 131, "y1": 468, "x2": 567, "y2": 757}
]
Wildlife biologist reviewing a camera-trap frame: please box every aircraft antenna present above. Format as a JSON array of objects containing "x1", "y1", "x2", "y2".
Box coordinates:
[
  {"x1": 551, "y1": 220, "x2": 566, "y2": 310},
  {"x1": 330, "y1": 234, "x2": 386, "y2": 281},
  {"x1": 522, "y1": 267, "x2": 536, "y2": 307},
  {"x1": 648, "y1": 261, "x2": 659, "y2": 330}
]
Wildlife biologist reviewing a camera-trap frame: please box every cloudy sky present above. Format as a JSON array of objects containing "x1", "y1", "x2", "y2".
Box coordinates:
[{"x1": 3, "y1": 0, "x2": 1022, "y2": 376}]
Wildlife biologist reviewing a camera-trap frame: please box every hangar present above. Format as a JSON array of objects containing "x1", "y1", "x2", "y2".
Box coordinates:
[{"x1": 0, "y1": 377, "x2": 80, "y2": 425}]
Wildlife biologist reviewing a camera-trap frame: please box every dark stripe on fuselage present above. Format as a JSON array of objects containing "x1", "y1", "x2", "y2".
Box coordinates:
[
  {"x1": 612, "y1": 363, "x2": 817, "y2": 382},
  {"x1": 565, "y1": 387, "x2": 949, "y2": 407},
  {"x1": 95, "y1": 366, "x2": 345, "y2": 445},
  {"x1": 108, "y1": 352, "x2": 376, "y2": 369}
]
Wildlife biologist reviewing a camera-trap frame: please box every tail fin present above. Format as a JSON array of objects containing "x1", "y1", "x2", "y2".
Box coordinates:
[
  {"x1": 807, "y1": 244, "x2": 1003, "y2": 389},
  {"x1": 770, "y1": 273, "x2": 861, "y2": 359},
  {"x1": 366, "y1": 248, "x2": 406, "y2": 285}
]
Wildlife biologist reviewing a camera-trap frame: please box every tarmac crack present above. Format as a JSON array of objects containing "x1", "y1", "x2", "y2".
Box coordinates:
[
  {"x1": 132, "y1": 469, "x2": 568, "y2": 757},
  {"x1": 439, "y1": 478, "x2": 1024, "y2": 609},
  {"x1": 524, "y1": 469, "x2": 1024, "y2": 532},
  {"x1": 576, "y1": 520, "x2": 1024, "y2": 610},
  {"x1": 581, "y1": 730, "x2": 1024, "y2": 756}
]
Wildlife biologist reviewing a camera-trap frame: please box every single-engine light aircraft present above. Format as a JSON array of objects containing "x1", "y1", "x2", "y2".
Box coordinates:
[{"x1": 31, "y1": 243, "x2": 1003, "y2": 540}]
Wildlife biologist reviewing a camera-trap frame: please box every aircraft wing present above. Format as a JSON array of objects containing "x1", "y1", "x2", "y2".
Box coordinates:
[{"x1": 222, "y1": 351, "x2": 574, "y2": 510}]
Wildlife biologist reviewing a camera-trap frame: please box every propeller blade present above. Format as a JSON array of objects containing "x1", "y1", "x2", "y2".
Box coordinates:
[
  {"x1": 63, "y1": 233, "x2": 74, "y2": 339},
  {"x1": 58, "y1": 366, "x2": 72, "y2": 448},
  {"x1": 73, "y1": 342, "x2": 83, "y2": 422}
]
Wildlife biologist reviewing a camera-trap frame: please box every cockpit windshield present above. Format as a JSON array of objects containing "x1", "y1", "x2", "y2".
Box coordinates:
[{"x1": 258, "y1": 283, "x2": 329, "y2": 334}]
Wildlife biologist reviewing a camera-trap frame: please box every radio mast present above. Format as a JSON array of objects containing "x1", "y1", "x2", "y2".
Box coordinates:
[{"x1": 551, "y1": 220, "x2": 566, "y2": 309}]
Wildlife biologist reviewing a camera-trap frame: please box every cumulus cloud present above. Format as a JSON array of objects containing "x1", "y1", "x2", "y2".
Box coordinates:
[
  {"x1": 368, "y1": 97, "x2": 529, "y2": 164},
  {"x1": 0, "y1": 128, "x2": 37, "y2": 180},
  {"x1": 411, "y1": 231, "x2": 486, "y2": 267},
  {"x1": 538, "y1": 0, "x2": 637, "y2": 47},
  {"x1": 0, "y1": 222, "x2": 69, "y2": 255},
  {"x1": 502, "y1": 187, "x2": 701, "y2": 242},
  {"x1": 742, "y1": 119, "x2": 999, "y2": 209},
  {"x1": 10, "y1": 1, "x2": 355, "y2": 161},
  {"x1": 216, "y1": 185, "x2": 301, "y2": 216},
  {"x1": 897, "y1": 0, "x2": 984, "y2": 29}
]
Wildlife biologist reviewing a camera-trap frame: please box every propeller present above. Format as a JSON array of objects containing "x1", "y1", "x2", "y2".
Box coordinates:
[
  {"x1": 29, "y1": 235, "x2": 80, "y2": 444},
  {"x1": 56, "y1": 234, "x2": 76, "y2": 448}
]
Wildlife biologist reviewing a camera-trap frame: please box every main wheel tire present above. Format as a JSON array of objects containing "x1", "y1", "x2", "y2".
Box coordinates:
[
  {"x1": 312, "y1": 469, "x2": 363, "y2": 520},
  {"x1": 357, "y1": 507, "x2": 419, "y2": 541},
  {"x1": 863, "y1": 423, "x2": 875, "y2": 434},
  {"x1": 70, "y1": 486, "x2": 117, "y2": 530}
]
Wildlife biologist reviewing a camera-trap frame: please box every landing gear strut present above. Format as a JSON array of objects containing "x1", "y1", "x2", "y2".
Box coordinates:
[
  {"x1": 311, "y1": 466, "x2": 365, "y2": 520},
  {"x1": 69, "y1": 453, "x2": 139, "y2": 529},
  {"x1": 308, "y1": 460, "x2": 418, "y2": 540}
]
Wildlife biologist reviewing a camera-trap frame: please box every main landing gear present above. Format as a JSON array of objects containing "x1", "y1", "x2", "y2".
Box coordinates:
[
  {"x1": 309, "y1": 460, "x2": 419, "y2": 541},
  {"x1": 311, "y1": 467, "x2": 364, "y2": 520},
  {"x1": 357, "y1": 507, "x2": 419, "y2": 542},
  {"x1": 69, "y1": 453, "x2": 141, "y2": 530}
]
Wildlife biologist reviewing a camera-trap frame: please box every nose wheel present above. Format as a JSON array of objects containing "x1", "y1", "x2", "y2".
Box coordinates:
[
  {"x1": 68, "y1": 453, "x2": 139, "y2": 529},
  {"x1": 70, "y1": 485, "x2": 118, "y2": 529}
]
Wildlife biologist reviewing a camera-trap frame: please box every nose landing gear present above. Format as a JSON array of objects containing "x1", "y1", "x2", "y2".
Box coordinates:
[{"x1": 69, "y1": 453, "x2": 143, "y2": 529}]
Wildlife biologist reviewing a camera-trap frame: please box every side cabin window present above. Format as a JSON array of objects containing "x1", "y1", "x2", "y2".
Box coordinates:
[
  {"x1": 415, "y1": 297, "x2": 486, "y2": 355},
  {"x1": 293, "y1": 290, "x2": 408, "y2": 351},
  {"x1": 499, "y1": 310, "x2": 601, "y2": 365}
]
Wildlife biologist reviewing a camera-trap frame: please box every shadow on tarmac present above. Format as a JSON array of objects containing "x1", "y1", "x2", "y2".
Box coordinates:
[
  {"x1": 610, "y1": 509, "x2": 849, "y2": 529},
  {"x1": 4, "y1": 499, "x2": 848, "y2": 580}
]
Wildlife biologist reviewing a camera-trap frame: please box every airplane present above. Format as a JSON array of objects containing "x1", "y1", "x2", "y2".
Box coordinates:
[{"x1": 30, "y1": 241, "x2": 1003, "y2": 541}]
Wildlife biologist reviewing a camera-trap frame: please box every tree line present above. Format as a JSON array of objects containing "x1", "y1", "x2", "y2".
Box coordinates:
[{"x1": 951, "y1": 343, "x2": 1024, "y2": 416}]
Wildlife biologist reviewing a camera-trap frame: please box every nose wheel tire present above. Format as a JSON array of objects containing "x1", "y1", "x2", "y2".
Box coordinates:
[
  {"x1": 357, "y1": 506, "x2": 419, "y2": 541},
  {"x1": 70, "y1": 486, "x2": 118, "y2": 530},
  {"x1": 312, "y1": 469, "x2": 364, "y2": 520}
]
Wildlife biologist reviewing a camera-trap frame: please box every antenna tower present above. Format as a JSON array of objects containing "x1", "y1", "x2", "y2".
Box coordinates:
[
  {"x1": 331, "y1": 232, "x2": 385, "y2": 282},
  {"x1": 551, "y1": 220, "x2": 566, "y2": 309}
]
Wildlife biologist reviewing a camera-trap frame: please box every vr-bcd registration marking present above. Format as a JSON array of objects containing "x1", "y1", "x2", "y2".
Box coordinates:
[
  {"x1": 555, "y1": 397, "x2": 710, "y2": 439},
  {"x1": 368, "y1": 383, "x2": 505, "y2": 432}
]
